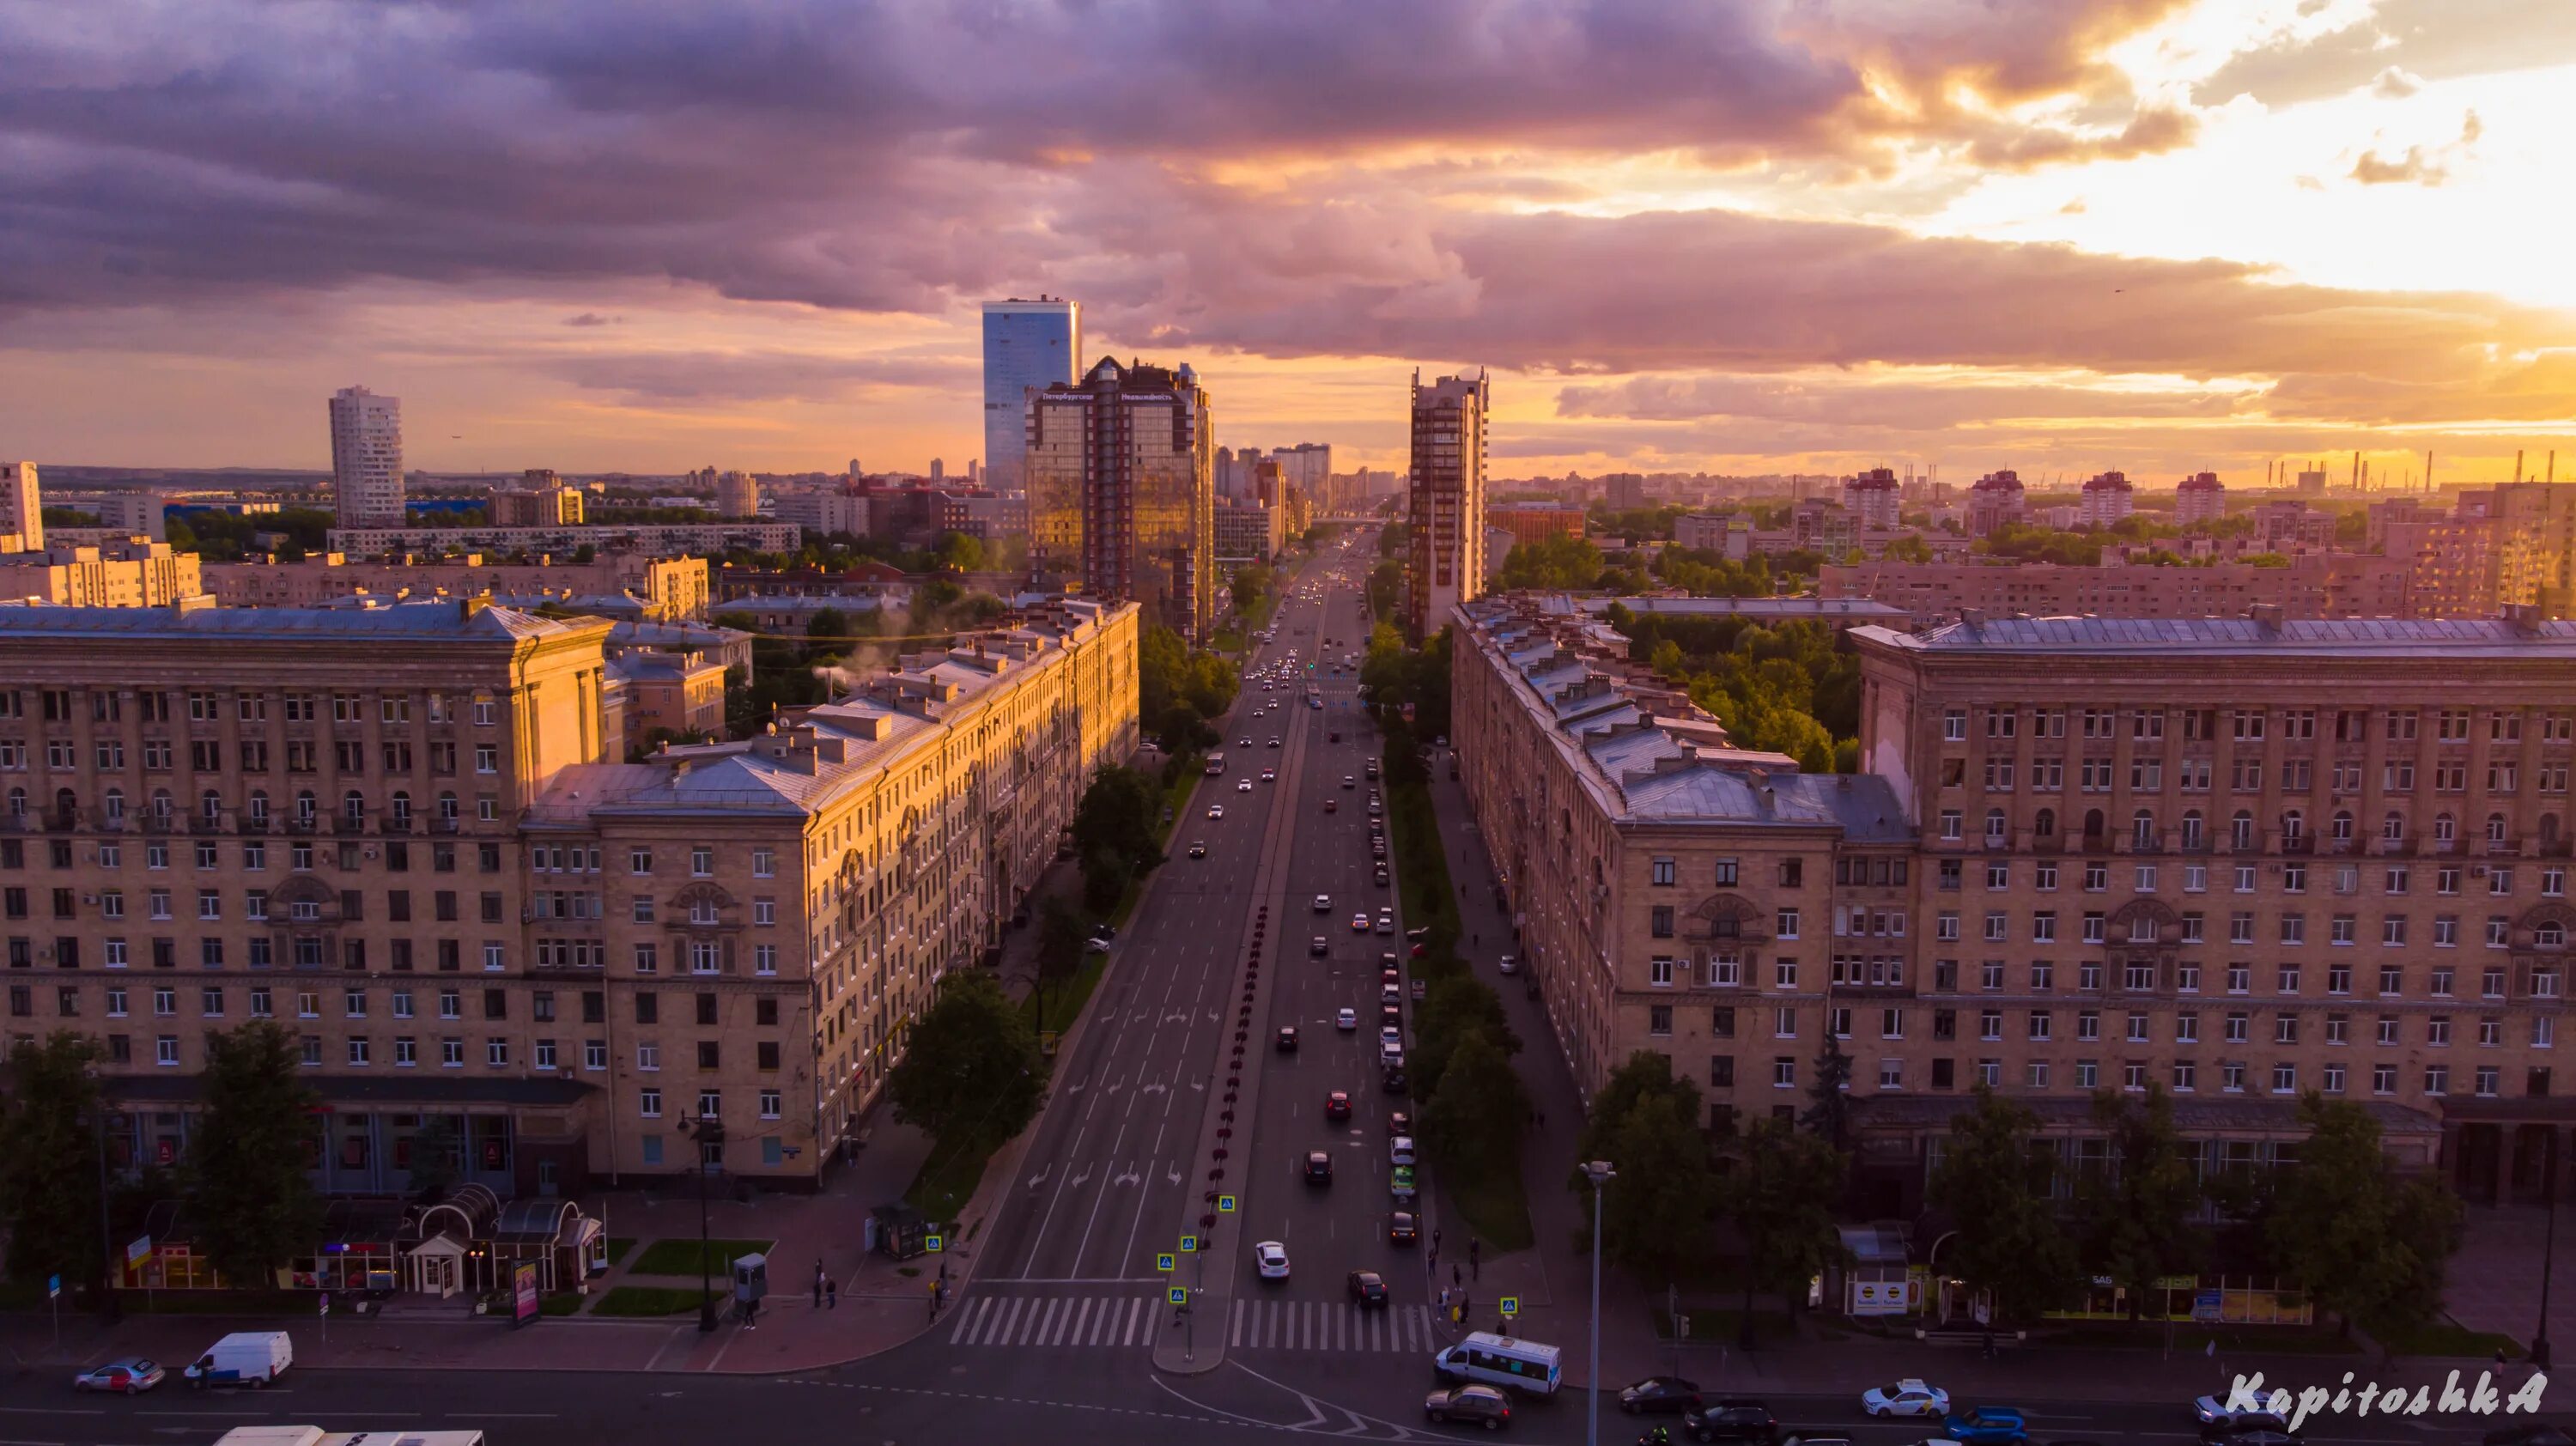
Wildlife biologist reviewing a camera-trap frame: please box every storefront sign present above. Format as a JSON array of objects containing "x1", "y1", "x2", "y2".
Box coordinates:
[{"x1": 512, "y1": 1261, "x2": 541, "y2": 1325}]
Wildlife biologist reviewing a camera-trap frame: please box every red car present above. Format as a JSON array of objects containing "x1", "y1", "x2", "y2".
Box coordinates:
[{"x1": 1324, "y1": 1091, "x2": 1352, "y2": 1121}]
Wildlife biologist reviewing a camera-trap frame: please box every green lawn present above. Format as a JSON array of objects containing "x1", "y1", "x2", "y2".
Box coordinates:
[
  {"x1": 625, "y1": 1237, "x2": 776, "y2": 1278},
  {"x1": 591, "y1": 1285, "x2": 727, "y2": 1318},
  {"x1": 540, "y1": 1291, "x2": 586, "y2": 1316},
  {"x1": 1445, "y1": 1156, "x2": 1535, "y2": 1253},
  {"x1": 601, "y1": 1237, "x2": 636, "y2": 1266},
  {"x1": 2377, "y1": 1319, "x2": 2524, "y2": 1359},
  {"x1": 905, "y1": 1130, "x2": 998, "y2": 1226},
  {"x1": 1027, "y1": 951, "x2": 1109, "y2": 1043}
]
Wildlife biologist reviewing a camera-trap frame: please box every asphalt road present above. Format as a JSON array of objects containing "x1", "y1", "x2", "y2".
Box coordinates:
[{"x1": 4, "y1": 1361, "x2": 2495, "y2": 1446}]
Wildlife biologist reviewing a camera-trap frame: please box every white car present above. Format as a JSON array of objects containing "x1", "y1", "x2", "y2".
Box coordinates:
[
  {"x1": 1389, "y1": 1135, "x2": 1416, "y2": 1166},
  {"x1": 1207, "y1": 805, "x2": 1225, "y2": 819},
  {"x1": 1315, "y1": 894, "x2": 1333, "y2": 913},
  {"x1": 1261, "y1": 769, "x2": 1277, "y2": 782},
  {"x1": 1861, "y1": 1380, "x2": 1951, "y2": 1418},
  {"x1": 1337, "y1": 1007, "x2": 1358, "y2": 1030},
  {"x1": 1237, "y1": 780, "x2": 1254, "y2": 793},
  {"x1": 1379, "y1": 1025, "x2": 1403, "y2": 1049},
  {"x1": 1497, "y1": 955, "x2": 1518, "y2": 975},
  {"x1": 1255, "y1": 1240, "x2": 1291, "y2": 1280}
]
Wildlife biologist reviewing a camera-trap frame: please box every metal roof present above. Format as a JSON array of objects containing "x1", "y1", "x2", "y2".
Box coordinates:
[
  {"x1": 1856, "y1": 615, "x2": 2576, "y2": 658},
  {"x1": 0, "y1": 599, "x2": 594, "y2": 644}
]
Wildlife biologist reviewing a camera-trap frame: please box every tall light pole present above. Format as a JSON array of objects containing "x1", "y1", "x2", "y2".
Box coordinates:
[
  {"x1": 2537, "y1": 1125, "x2": 2560, "y2": 1372},
  {"x1": 1583, "y1": 1160, "x2": 1617, "y2": 1446},
  {"x1": 682, "y1": 1113, "x2": 726, "y2": 1333}
]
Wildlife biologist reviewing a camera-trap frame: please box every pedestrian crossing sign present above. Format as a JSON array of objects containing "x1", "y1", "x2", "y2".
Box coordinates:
[
  {"x1": 926, "y1": 1234, "x2": 945, "y2": 1253},
  {"x1": 1180, "y1": 1234, "x2": 1199, "y2": 1253},
  {"x1": 1169, "y1": 1286, "x2": 1188, "y2": 1305},
  {"x1": 1499, "y1": 1297, "x2": 1520, "y2": 1317},
  {"x1": 1217, "y1": 1194, "x2": 1237, "y2": 1213},
  {"x1": 1157, "y1": 1253, "x2": 1176, "y2": 1273}
]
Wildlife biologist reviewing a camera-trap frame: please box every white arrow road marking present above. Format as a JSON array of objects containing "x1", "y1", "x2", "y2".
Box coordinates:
[
  {"x1": 1026, "y1": 1167, "x2": 1049, "y2": 1189},
  {"x1": 1068, "y1": 1168, "x2": 1091, "y2": 1189},
  {"x1": 1115, "y1": 1165, "x2": 1143, "y2": 1186},
  {"x1": 1167, "y1": 1165, "x2": 1184, "y2": 1186}
]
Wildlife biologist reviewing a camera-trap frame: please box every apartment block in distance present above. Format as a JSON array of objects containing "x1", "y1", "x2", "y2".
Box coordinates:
[
  {"x1": 1406, "y1": 370, "x2": 1490, "y2": 638},
  {"x1": 1850, "y1": 609, "x2": 2573, "y2": 1206},
  {"x1": 0, "y1": 595, "x2": 1138, "y2": 1195},
  {"x1": 1820, "y1": 552, "x2": 2417, "y2": 625},
  {"x1": 1025, "y1": 356, "x2": 1216, "y2": 639},
  {"x1": 0, "y1": 539, "x2": 202, "y2": 608},
  {"x1": 200, "y1": 553, "x2": 711, "y2": 621},
  {"x1": 329, "y1": 386, "x2": 407, "y2": 526}
]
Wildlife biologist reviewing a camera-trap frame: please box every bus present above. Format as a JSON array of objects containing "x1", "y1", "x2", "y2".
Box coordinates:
[{"x1": 1204, "y1": 750, "x2": 1227, "y2": 776}]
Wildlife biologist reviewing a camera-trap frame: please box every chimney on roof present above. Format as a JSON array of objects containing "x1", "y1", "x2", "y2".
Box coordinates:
[{"x1": 2502, "y1": 602, "x2": 2544, "y2": 636}]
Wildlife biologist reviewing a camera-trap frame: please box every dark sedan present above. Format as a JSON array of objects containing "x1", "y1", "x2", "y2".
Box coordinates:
[
  {"x1": 1619, "y1": 1377, "x2": 1704, "y2": 1415},
  {"x1": 1347, "y1": 1270, "x2": 1389, "y2": 1308},
  {"x1": 1682, "y1": 1400, "x2": 1777, "y2": 1445}
]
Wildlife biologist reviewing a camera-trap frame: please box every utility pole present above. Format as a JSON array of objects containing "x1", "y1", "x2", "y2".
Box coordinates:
[
  {"x1": 2537, "y1": 1126, "x2": 2559, "y2": 1372},
  {"x1": 684, "y1": 1113, "x2": 725, "y2": 1332},
  {"x1": 1583, "y1": 1161, "x2": 1617, "y2": 1446}
]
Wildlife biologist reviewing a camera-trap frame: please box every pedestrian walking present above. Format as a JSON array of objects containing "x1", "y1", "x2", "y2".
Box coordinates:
[
  {"x1": 813, "y1": 1261, "x2": 826, "y2": 1307},
  {"x1": 744, "y1": 1296, "x2": 759, "y2": 1331},
  {"x1": 1452, "y1": 1263, "x2": 1462, "y2": 1288},
  {"x1": 1433, "y1": 1227, "x2": 1443, "y2": 1255},
  {"x1": 827, "y1": 1275, "x2": 838, "y2": 1309},
  {"x1": 928, "y1": 1279, "x2": 941, "y2": 1322}
]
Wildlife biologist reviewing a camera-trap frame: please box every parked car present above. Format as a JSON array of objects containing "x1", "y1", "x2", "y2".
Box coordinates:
[
  {"x1": 184, "y1": 1332, "x2": 292, "y2": 1389},
  {"x1": 1860, "y1": 1381, "x2": 1950, "y2": 1419},
  {"x1": 1426, "y1": 1384, "x2": 1514, "y2": 1431},
  {"x1": 1682, "y1": 1400, "x2": 1778, "y2": 1444},
  {"x1": 1389, "y1": 1134, "x2": 1417, "y2": 1165},
  {"x1": 1619, "y1": 1377, "x2": 1704, "y2": 1415},
  {"x1": 1944, "y1": 1407, "x2": 2030, "y2": 1445},
  {"x1": 1388, "y1": 1109, "x2": 1413, "y2": 1134},
  {"x1": 73, "y1": 1358, "x2": 166, "y2": 1394},
  {"x1": 1389, "y1": 1164, "x2": 1417, "y2": 1198}
]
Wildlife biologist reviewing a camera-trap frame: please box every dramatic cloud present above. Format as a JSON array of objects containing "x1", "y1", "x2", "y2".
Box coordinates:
[
  {"x1": 550, "y1": 350, "x2": 975, "y2": 406},
  {"x1": 1557, "y1": 371, "x2": 2245, "y2": 430},
  {"x1": 2193, "y1": 0, "x2": 2576, "y2": 107}
]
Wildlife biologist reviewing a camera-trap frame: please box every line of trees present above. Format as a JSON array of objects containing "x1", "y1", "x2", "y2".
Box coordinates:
[
  {"x1": 1926, "y1": 1085, "x2": 2465, "y2": 1335},
  {"x1": 1607, "y1": 608, "x2": 1862, "y2": 773},
  {"x1": 0, "y1": 1024, "x2": 327, "y2": 1297}
]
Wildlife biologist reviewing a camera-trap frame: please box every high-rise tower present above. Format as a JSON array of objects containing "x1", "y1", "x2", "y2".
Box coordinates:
[
  {"x1": 982, "y1": 297, "x2": 1081, "y2": 492},
  {"x1": 328, "y1": 386, "x2": 406, "y2": 526},
  {"x1": 1025, "y1": 356, "x2": 1215, "y2": 639},
  {"x1": 1405, "y1": 370, "x2": 1490, "y2": 635}
]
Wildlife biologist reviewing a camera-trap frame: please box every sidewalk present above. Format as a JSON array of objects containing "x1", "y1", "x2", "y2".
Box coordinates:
[{"x1": 1420, "y1": 752, "x2": 1666, "y2": 1386}]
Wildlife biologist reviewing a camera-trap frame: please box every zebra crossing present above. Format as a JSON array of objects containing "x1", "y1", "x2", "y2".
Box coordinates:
[{"x1": 942, "y1": 1291, "x2": 1441, "y2": 1355}]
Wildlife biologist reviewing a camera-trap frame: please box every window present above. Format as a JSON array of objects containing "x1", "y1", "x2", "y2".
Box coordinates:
[
  {"x1": 640, "y1": 1087, "x2": 663, "y2": 1119},
  {"x1": 1772, "y1": 1057, "x2": 1795, "y2": 1088},
  {"x1": 1650, "y1": 857, "x2": 1675, "y2": 887}
]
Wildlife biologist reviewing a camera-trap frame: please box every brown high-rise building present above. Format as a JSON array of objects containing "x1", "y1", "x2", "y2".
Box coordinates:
[
  {"x1": 1025, "y1": 357, "x2": 1217, "y2": 639},
  {"x1": 1405, "y1": 370, "x2": 1489, "y2": 637}
]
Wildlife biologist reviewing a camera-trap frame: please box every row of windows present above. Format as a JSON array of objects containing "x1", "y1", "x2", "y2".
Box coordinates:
[
  {"x1": 1639, "y1": 999, "x2": 2561, "y2": 1050},
  {"x1": 1925, "y1": 957, "x2": 2566, "y2": 999},
  {"x1": 1951, "y1": 756, "x2": 2567, "y2": 797},
  {"x1": 1943, "y1": 705, "x2": 2574, "y2": 745},
  {"x1": 2, "y1": 837, "x2": 501, "y2": 875},
  {"x1": 1938, "y1": 907, "x2": 2566, "y2": 948},
  {"x1": 3, "y1": 688, "x2": 501, "y2": 726},
  {"x1": 1939, "y1": 806, "x2": 2569, "y2": 850},
  {"x1": 3, "y1": 935, "x2": 783, "y2": 975},
  {"x1": 1717, "y1": 1051, "x2": 2543, "y2": 1101},
  {"x1": 1933, "y1": 856, "x2": 2567, "y2": 909}
]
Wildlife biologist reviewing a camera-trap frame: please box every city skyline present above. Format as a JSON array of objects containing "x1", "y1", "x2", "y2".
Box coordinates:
[{"x1": 3, "y1": 3, "x2": 2573, "y2": 483}]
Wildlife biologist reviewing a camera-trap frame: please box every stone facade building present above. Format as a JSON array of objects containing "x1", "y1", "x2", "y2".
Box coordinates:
[
  {"x1": 1453, "y1": 596, "x2": 2569, "y2": 1212},
  {"x1": 0, "y1": 596, "x2": 1137, "y2": 1195}
]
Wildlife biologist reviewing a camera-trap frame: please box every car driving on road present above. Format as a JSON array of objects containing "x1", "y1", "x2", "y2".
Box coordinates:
[
  {"x1": 1861, "y1": 1380, "x2": 1950, "y2": 1418},
  {"x1": 1255, "y1": 1240, "x2": 1291, "y2": 1280}
]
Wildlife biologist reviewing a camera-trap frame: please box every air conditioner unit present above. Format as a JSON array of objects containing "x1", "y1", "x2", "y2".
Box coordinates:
[{"x1": 2472, "y1": 866, "x2": 2490, "y2": 878}]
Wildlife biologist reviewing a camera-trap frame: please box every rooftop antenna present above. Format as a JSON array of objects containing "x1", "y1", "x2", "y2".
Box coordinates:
[{"x1": 2517, "y1": 449, "x2": 2525, "y2": 483}]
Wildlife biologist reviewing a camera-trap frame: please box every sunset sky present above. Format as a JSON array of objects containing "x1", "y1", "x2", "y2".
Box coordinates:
[{"x1": 3, "y1": 0, "x2": 2571, "y2": 485}]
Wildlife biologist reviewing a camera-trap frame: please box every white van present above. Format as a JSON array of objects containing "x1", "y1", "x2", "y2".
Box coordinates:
[
  {"x1": 184, "y1": 1331, "x2": 292, "y2": 1388},
  {"x1": 1432, "y1": 1331, "x2": 1561, "y2": 1395}
]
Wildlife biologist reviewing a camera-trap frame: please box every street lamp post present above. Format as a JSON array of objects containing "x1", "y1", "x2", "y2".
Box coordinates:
[
  {"x1": 683, "y1": 1113, "x2": 726, "y2": 1333},
  {"x1": 1583, "y1": 1160, "x2": 1617, "y2": 1446},
  {"x1": 90, "y1": 1083, "x2": 118, "y2": 1323},
  {"x1": 2537, "y1": 1125, "x2": 2560, "y2": 1371}
]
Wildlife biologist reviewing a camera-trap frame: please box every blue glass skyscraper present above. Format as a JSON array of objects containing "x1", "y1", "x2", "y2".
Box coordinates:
[{"x1": 981, "y1": 297, "x2": 1081, "y2": 490}]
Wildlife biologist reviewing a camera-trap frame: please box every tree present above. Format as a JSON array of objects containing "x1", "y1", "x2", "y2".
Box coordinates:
[
  {"x1": 1079, "y1": 845, "x2": 1133, "y2": 914},
  {"x1": 1801, "y1": 1033, "x2": 1854, "y2": 1147},
  {"x1": 1572, "y1": 1053, "x2": 1719, "y2": 1279},
  {"x1": 1494, "y1": 533, "x2": 1605, "y2": 591},
  {"x1": 884, "y1": 971, "x2": 1044, "y2": 1149},
  {"x1": 406, "y1": 1115, "x2": 462, "y2": 1195},
  {"x1": 2266, "y1": 1093, "x2": 2464, "y2": 1339},
  {"x1": 191, "y1": 1021, "x2": 324, "y2": 1287},
  {"x1": 934, "y1": 531, "x2": 986, "y2": 573},
  {"x1": 1724, "y1": 1116, "x2": 1849, "y2": 1344},
  {"x1": 1420, "y1": 1029, "x2": 1527, "y2": 1179},
  {"x1": 1036, "y1": 898, "x2": 1087, "y2": 985},
  {"x1": 1072, "y1": 766, "x2": 1162, "y2": 872},
  {"x1": 2073, "y1": 1085, "x2": 2204, "y2": 1319},
  {"x1": 1925, "y1": 1086, "x2": 2079, "y2": 1322},
  {"x1": 0, "y1": 1032, "x2": 106, "y2": 1290},
  {"x1": 1412, "y1": 974, "x2": 1521, "y2": 1103}
]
